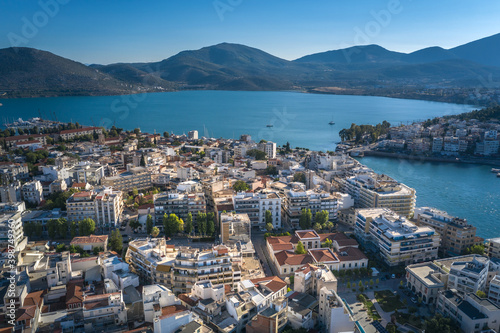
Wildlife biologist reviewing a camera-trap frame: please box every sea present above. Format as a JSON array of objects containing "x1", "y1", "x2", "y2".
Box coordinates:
[{"x1": 1, "y1": 90, "x2": 498, "y2": 238}]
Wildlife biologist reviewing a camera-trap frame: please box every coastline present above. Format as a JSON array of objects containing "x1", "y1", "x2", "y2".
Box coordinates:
[{"x1": 360, "y1": 149, "x2": 500, "y2": 167}]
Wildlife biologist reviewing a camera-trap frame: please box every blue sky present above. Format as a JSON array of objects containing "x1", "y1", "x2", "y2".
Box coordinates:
[{"x1": 1, "y1": 0, "x2": 499, "y2": 64}]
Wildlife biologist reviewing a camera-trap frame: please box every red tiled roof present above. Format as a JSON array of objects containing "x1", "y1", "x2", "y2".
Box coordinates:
[
  {"x1": 270, "y1": 243, "x2": 294, "y2": 252},
  {"x1": 320, "y1": 232, "x2": 358, "y2": 247},
  {"x1": 72, "y1": 182, "x2": 87, "y2": 188},
  {"x1": 274, "y1": 250, "x2": 313, "y2": 266},
  {"x1": 250, "y1": 276, "x2": 287, "y2": 293},
  {"x1": 23, "y1": 290, "x2": 45, "y2": 308},
  {"x1": 160, "y1": 304, "x2": 188, "y2": 319},
  {"x1": 66, "y1": 283, "x2": 84, "y2": 305},
  {"x1": 178, "y1": 294, "x2": 198, "y2": 307},
  {"x1": 16, "y1": 306, "x2": 37, "y2": 322},
  {"x1": 336, "y1": 247, "x2": 368, "y2": 262},
  {"x1": 309, "y1": 248, "x2": 338, "y2": 263},
  {"x1": 296, "y1": 230, "x2": 320, "y2": 239},
  {"x1": 71, "y1": 234, "x2": 108, "y2": 245}
]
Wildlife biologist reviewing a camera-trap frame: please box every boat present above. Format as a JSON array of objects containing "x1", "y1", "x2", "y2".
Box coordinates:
[
  {"x1": 329, "y1": 120, "x2": 335, "y2": 125},
  {"x1": 492, "y1": 168, "x2": 500, "y2": 173},
  {"x1": 266, "y1": 124, "x2": 273, "y2": 127},
  {"x1": 497, "y1": 173, "x2": 500, "y2": 178}
]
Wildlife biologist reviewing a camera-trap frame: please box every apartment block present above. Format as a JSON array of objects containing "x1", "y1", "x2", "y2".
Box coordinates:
[
  {"x1": 448, "y1": 256, "x2": 489, "y2": 296},
  {"x1": 153, "y1": 191, "x2": 206, "y2": 228},
  {"x1": 21, "y1": 180, "x2": 44, "y2": 205},
  {"x1": 101, "y1": 166, "x2": 151, "y2": 192},
  {"x1": 70, "y1": 162, "x2": 105, "y2": 185},
  {"x1": 282, "y1": 185, "x2": 340, "y2": 228},
  {"x1": 232, "y1": 189, "x2": 282, "y2": 228},
  {"x1": 0, "y1": 211, "x2": 27, "y2": 251},
  {"x1": 66, "y1": 188, "x2": 123, "y2": 232},
  {"x1": 415, "y1": 207, "x2": 477, "y2": 256},
  {"x1": 220, "y1": 212, "x2": 251, "y2": 245},
  {"x1": 59, "y1": 127, "x2": 102, "y2": 141},
  {"x1": 343, "y1": 173, "x2": 416, "y2": 217},
  {"x1": 355, "y1": 208, "x2": 439, "y2": 266}
]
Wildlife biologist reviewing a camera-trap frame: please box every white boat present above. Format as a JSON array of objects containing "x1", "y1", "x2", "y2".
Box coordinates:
[{"x1": 492, "y1": 168, "x2": 500, "y2": 173}]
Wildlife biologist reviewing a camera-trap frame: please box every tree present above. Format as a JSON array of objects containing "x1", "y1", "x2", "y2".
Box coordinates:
[
  {"x1": 376, "y1": 278, "x2": 379, "y2": 286},
  {"x1": 266, "y1": 165, "x2": 278, "y2": 175},
  {"x1": 424, "y1": 313, "x2": 459, "y2": 333},
  {"x1": 295, "y1": 241, "x2": 306, "y2": 254},
  {"x1": 163, "y1": 131, "x2": 169, "y2": 138},
  {"x1": 78, "y1": 218, "x2": 96, "y2": 236},
  {"x1": 55, "y1": 244, "x2": 67, "y2": 252},
  {"x1": 266, "y1": 223, "x2": 274, "y2": 232},
  {"x1": 164, "y1": 214, "x2": 183, "y2": 237},
  {"x1": 197, "y1": 212, "x2": 207, "y2": 235},
  {"x1": 292, "y1": 172, "x2": 306, "y2": 184},
  {"x1": 57, "y1": 218, "x2": 68, "y2": 238},
  {"x1": 151, "y1": 226, "x2": 160, "y2": 238},
  {"x1": 129, "y1": 219, "x2": 141, "y2": 230},
  {"x1": 265, "y1": 210, "x2": 273, "y2": 224},
  {"x1": 185, "y1": 213, "x2": 193, "y2": 235},
  {"x1": 109, "y1": 229, "x2": 123, "y2": 253},
  {"x1": 464, "y1": 244, "x2": 485, "y2": 255},
  {"x1": 232, "y1": 180, "x2": 250, "y2": 192},
  {"x1": 47, "y1": 219, "x2": 59, "y2": 239},
  {"x1": 132, "y1": 188, "x2": 139, "y2": 196},
  {"x1": 70, "y1": 221, "x2": 78, "y2": 238},
  {"x1": 347, "y1": 281, "x2": 351, "y2": 289},
  {"x1": 93, "y1": 247, "x2": 103, "y2": 255},
  {"x1": 246, "y1": 149, "x2": 266, "y2": 160},
  {"x1": 476, "y1": 290, "x2": 487, "y2": 298},
  {"x1": 313, "y1": 223, "x2": 322, "y2": 232},
  {"x1": 140, "y1": 154, "x2": 146, "y2": 167},
  {"x1": 326, "y1": 221, "x2": 334, "y2": 231},
  {"x1": 322, "y1": 238, "x2": 333, "y2": 248},
  {"x1": 206, "y1": 215, "x2": 215, "y2": 236},
  {"x1": 299, "y1": 208, "x2": 312, "y2": 229},
  {"x1": 146, "y1": 214, "x2": 154, "y2": 235},
  {"x1": 315, "y1": 210, "x2": 329, "y2": 226},
  {"x1": 370, "y1": 279, "x2": 374, "y2": 288}
]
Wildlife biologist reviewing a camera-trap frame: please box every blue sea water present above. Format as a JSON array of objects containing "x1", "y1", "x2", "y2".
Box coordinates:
[{"x1": 1, "y1": 90, "x2": 497, "y2": 237}]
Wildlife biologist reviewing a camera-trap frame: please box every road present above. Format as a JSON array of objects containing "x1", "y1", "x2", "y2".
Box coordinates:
[{"x1": 251, "y1": 229, "x2": 279, "y2": 277}]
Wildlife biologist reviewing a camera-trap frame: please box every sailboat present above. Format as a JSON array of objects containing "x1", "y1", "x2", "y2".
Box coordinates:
[{"x1": 328, "y1": 117, "x2": 335, "y2": 125}]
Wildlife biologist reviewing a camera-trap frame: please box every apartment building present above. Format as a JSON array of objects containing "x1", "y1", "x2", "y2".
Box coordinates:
[
  {"x1": 232, "y1": 189, "x2": 282, "y2": 228},
  {"x1": 171, "y1": 245, "x2": 241, "y2": 294},
  {"x1": 101, "y1": 166, "x2": 151, "y2": 192},
  {"x1": 188, "y1": 130, "x2": 198, "y2": 140},
  {"x1": 220, "y1": 212, "x2": 251, "y2": 245},
  {"x1": 0, "y1": 162, "x2": 29, "y2": 184},
  {"x1": 0, "y1": 181, "x2": 21, "y2": 203},
  {"x1": 66, "y1": 188, "x2": 123, "y2": 232},
  {"x1": 437, "y1": 290, "x2": 500, "y2": 333},
  {"x1": 126, "y1": 237, "x2": 177, "y2": 285},
  {"x1": 69, "y1": 162, "x2": 105, "y2": 185},
  {"x1": 21, "y1": 180, "x2": 44, "y2": 205},
  {"x1": 355, "y1": 208, "x2": 440, "y2": 266},
  {"x1": 318, "y1": 287, "x2": 355, "y2": 333},
  {"x1": 82, "y1": 292, "x2": 127, "y2": 330},
  {"x1": 258, "y1": 141, "x2": 277, "y2": 159},
  {"x1": 282, "y1": 185, "x2": 340, "y2": 228},
  {"x1": 294, "y1": 263, "x2": 338, "y2": 297},
  {"x1": 153, "y1": 191, "x2": 206, "y2": 228},
  {"x1": 448, "y1": 256, "x2": 489, "y2": 296},
  {"x1": 343, "y1": 173, "x2": 416, "y2": 217},
  {"x1": 0, "y1": 211, "x2": 26, "y2": 251},
  {"x1": 486, "y1": 238, "x2": 500, "y2": 260}
]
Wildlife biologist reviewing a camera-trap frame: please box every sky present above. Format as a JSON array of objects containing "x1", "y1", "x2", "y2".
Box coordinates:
[{"x1": 1, "y1": 0, "x2": 499, "y2": 65}]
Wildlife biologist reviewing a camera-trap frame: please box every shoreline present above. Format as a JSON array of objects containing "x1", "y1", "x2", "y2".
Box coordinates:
[{"x1": 360, "y1": 150, "x2": 500, "y2": 167}]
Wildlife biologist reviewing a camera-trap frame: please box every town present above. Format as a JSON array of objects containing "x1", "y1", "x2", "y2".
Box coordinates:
[{"x1": 0, "y1": 118, "x2": 500, "y2": 333}]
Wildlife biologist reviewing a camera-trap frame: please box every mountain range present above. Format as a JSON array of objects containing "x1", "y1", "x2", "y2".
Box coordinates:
[{"x1": 1, "y1": 33, "x2": 500, "y2": 98}]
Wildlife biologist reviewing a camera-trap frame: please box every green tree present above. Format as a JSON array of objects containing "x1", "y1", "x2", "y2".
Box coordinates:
[
  {"x1": 206, "y1": 215, "x2": 215, "y2": 236},
  {"x1": 132, "y1": 188, "x2": 139, "y2": 196},
  {"x1": 424, "y1": 313, "x2": 459, "y2": 333},
  {"x1": 322, "y1": 238, "x2": 333, "y2": 248},
  {"x1": 78, "y1": 218, "x2": 96, "y2": 236},
  {"x1": 232, "y1": 180, "x2": 250, "y2": 192},
  {"x1": 93, "y1": 247, "x2": 103, "y2": 255},
  {"x1": 185, "y1": 213, "x2": 194, "y2": 235},
  {"x1": 266, "y1": 222, "x2": 274, "y2": 232},
  {"x1": 47, "y1": 219, "x2": 59, "y2": 239},
  {"x1": 376, "y1": 278, "x2": 380, "y2": 286},
  {"x1": 34, "y1": 222, "x2": 43, "y2": 237},
  {"x1": 476, "y1": 290, "x2": 487, "y2": 298},
  {"x1": 295, "y1": 241, "x2": 307, "y2": 254},
  {"x1": 70, "y1": 221, "x2": 78, "y2": 238},
  {"x1": 313, "y1": 223, "x2": 322, "y2": 232},
  {"x1": 57, "y1": 218, "x2": 68, "y2": 238},
  {"x1": 299, "y1": 208, "x2": 312, "y2": 229},
  {"x1": 129, "y1": 219, "x2": 141, "y2": 230},
  {"x1": 315, "y1": 210, "x2": 329, "y2": 226},
  {"x1": 325, "y1": 221, "x2": 334, "y2": 231},
  {"x1": 146, "y1": 214, "x2": 154, "y2": 235},
  {"x1": 109, "y1": 229, "x2": 123, "y2": 253},
  {"x1": 246, "y1": 149, "x2": 266, "y2": 160},
  {"x1": 265, "y1": 210, "x2": 273, "y2": 224},
  {"x1": 464, "y1": 244, "x2": 485, "y2": 255},
  {"x1": 370, "y1": 279, "x2": 374, "y2": 288},
  {"x1": 197, "y1": 212, "x2": 207, "y2": 235},
  {"x1": 55, "y1": 244, "x2": 67, "y2": 252},
  {"x1": 347, "y1": 281, "x2": 351, "y2": 289},
  {"x1": 266, "y1": 165, "x2": 278, "y2": 175},
  {"x1": 151, "y1": 226, "x2": 160, "y2": 237},
  {"x1": 140, "y1": 154, "x2": 146, "y2": 167},
  {"x1": 164, "y1": 214, "x2": 182, "y2": 237},
  {"x1": 293, "y1": 172, "x2": 306, "y2": 184}
]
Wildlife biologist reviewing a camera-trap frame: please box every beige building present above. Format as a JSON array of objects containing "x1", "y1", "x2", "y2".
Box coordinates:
[
  {"x1": 405, "y1": 262, "x2": 446, "y2": 305},
  {"x1": 59, "y1": 127, "x2": 102, "y2": 140},
  {"x1": 66, "y1": 188, "x2": 123, "y2": 232},
  {"x1": 220, "y1": 212, "x2": 251, "y2": 245},
  {"x1": 294, "y1": 263, "x2": 338, "y2": 297},
  {"x1": 414, "y1": 207, "x2": 477, "y2": 256},
  {"x1": 101, "y1": 166, "x2": 151, "y2": 192}
]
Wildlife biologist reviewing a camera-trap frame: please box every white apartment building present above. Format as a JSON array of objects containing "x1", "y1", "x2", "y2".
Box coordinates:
[
  {"x1": 187, "y1": 130, "x2": 198, "y2": 140},
  {"x1": 153, "y1": 191, "x2": 206, "y2": 228},
  {"x1": 70, "y1": 162, "x2": 105, "y2": 185},
  {"x1": 82, "y1": 291, "x2": 127, "y2": 330},
  {"x1": 488, "y1": 275, "x2": 500, "y2": 305},
  {"x1": 318, "y1": 287, "x2": 355, "y2": 333},
  {"x1": 232, "y1": 189, "x2": 282, "y2": 228},
  {"x1": 343, "y1": 172, "x2": 416, "y2": 217},
  {"x1": 21, "y1": 180, "x2": 44, "y2": 205},
  {"x1": 282, "y1": 186, "x2": 340, "y2": 228},
  {"x1": 448, "y1": 256, "x2": 489, "y2": 296},
  {"x1": 0, "y1": 211, "x2": 26, "y2": 251},
  {"x1": 355, "y1": 208, "x2": 439, "y2": 266},
  {"x1": 66, "y1": 188, "x2": 123, "y2": 232},
  {"x1": 101, "y1": 166, "x2": 151, "y2": 191},
  {"x1": 437, "y1": 290, "x2": 500, "y2": 333},
  {"x1": 259, "y1": 141, "x2": 276, "y2": 159},
  {"x1": 0, "y1": 181, "x2": 22, "y2": 203},
  {"x1": 142, "y1": 284, "x2": 180, "y2": 323}
]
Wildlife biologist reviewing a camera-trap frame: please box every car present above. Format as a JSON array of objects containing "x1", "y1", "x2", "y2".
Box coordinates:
[
  {"x1": 411, "y1": 297, "x2": 417, "y2": 303},
  {"x1": 122, "y1": 234, "x2": 128, "y2": 238}
]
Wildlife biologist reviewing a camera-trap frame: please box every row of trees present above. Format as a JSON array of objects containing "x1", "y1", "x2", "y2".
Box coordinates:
[
  {"x1": 339, "y1": 121, "x2": 391, "y2": 143},
  {"x1": 299, "y1": 209, "x2": 333, "y2": 231},
  {"x1": 24, "y1": 217, "x2": 96, "y2": 239}
]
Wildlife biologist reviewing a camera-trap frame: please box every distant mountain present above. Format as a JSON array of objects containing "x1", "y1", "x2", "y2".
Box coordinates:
[
  {"x1": 294, "y1": 45, "x2": 405, "y2": 64},
  {"x1": 449, "y1": 33, "x2": 500, "y2": 68},
  {"x1": 2, "y1": 33, "x2": 500, "y2": 98}
]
